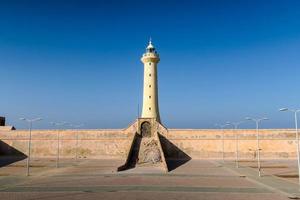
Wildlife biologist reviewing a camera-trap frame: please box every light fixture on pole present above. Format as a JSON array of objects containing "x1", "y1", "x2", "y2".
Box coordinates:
[
  {"x1": 279, "y1": 108, "x2": 300, "y2": 186},
  {"x1": 50, "y1": 121, "x2": 67, "y2": 168},
  {"x1": 70, "y1": 124, "x2": 84, "y2": 162},
  {"x1": 245, "y1": 117, "x2": 269, "y2": 177},
  {"x1": 19, "y1": 117, "x2": 42, "y2": 176},
  {"x1": 215, "y1": 123, "x2": 230, "y2": 163},
  {"x1": 226, "y1": 121, "x2": 245, "y2": 168}
]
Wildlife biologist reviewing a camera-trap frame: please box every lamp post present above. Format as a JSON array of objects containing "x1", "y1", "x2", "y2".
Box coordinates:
[
  {"x1": 226, "y1": 121, "x2": 245, "y2": 168},
  {"x1": 215, "y1": 124, "x2": 230, "y2": 162},
  {"x1": 70, "y1": 124, "x2": 83, "y2": 162},
  {"x1": 19, "y1": 117, "x2": 42, "y2": 176},
  {"x1": 245, "y1": 117, "x2": 269, "y2": 177},
  {"x1": 279, "y1": 108, "x2": 300, "y2": 186},
  {"x1": 50, "y1": 122, "x2": 67, "y2": 168}
]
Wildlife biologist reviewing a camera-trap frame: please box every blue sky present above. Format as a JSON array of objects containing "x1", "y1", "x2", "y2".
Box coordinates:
[{"x1": 1, "y1": 0, "x2": 300, "y2": 129}]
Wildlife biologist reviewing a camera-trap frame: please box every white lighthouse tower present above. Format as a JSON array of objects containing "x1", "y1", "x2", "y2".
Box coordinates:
[
  {"x1": 141, "y1": 39, "x2": 161, "y2": 123},
  {"x1": 118, "y1": 40, "x2": 168, "y2": 172}
]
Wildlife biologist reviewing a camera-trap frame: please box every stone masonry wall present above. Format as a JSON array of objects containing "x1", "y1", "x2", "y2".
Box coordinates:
[
  {"x1": 166, "y1": 129, "x2": 297, "y2": 159},
  {"x1": 0, "y1": 129, "x2": 298, "y2": 159}
]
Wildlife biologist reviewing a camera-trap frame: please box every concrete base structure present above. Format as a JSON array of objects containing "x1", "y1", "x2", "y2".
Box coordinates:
[{"x1": 118, "y1": 119, "x2": 168, "y2": 172}]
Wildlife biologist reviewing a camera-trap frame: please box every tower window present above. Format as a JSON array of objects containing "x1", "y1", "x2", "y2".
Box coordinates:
[
  {"x1": 149, "y1": 85, "x2": 151, "y2": 88},
  {"x1": 149, "y1": 63, "x2": 151, "y2": 65},
  {"x1": 149, "y1": 74, "x2": 151, "y2": 77},
  {"x1": 149, "y1": 107, "x2": 151, "y2": 111},
  {"x1": 149, "y1": 96, "x2": 151, "y2": 99}
]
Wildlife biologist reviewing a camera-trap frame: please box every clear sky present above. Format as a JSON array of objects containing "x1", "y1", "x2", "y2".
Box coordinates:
[{"x1": 1, "y1": 0, "x2": 300, "y2": 129}]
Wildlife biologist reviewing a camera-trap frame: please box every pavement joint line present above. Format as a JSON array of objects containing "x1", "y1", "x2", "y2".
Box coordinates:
[
  {"x1": 0, "y1": 185, "x2": 273, "y2": 193},
  {"x1": 50, "y1": 173, "x2": 240, "y2": 178},
  {"x1": 214, "y1": 160, "x2": 300, "y2": 198},
  {"x1": 224, "y1": 164, "x2": 283, "y2": 196}
]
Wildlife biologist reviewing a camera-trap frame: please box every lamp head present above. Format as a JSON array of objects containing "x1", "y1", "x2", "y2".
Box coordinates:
[
  {"x1": 34, "y1": 118, "x2": 42, "y2": 122},
  {"x1": 279, "y1": 108, "x2": 288, "y2": 112},
  {"x1": 225, "y1": 122, "x2": 232, "y2": 126}
]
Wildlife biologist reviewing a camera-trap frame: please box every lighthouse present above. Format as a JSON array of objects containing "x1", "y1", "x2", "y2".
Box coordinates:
[
  {"x1": 118, "y1": 40, "x2": 168, "y2": 172},
  {"x1": 141, "y1": 39, "x2": 161, "y2": 123}
]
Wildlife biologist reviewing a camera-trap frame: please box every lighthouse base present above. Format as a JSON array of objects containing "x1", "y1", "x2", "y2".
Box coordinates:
[{"x1": 117, "y1": 118, "x2": 169, "y2": 172}]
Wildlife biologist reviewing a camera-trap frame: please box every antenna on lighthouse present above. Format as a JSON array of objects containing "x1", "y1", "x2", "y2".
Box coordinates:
[{"x1": 137, "y1": 103, "x2": 140, "y2": 118}]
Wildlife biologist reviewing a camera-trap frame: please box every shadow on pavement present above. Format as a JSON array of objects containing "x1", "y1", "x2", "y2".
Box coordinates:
[
  {"x1": 159, "y1": 134, "x2": 191, "y2": 171},
  {"x1": 118, "y1": 133, "x2": 141, "y2": 171},
  {"x1": 276, "y1": 174, "x2": 299, "y2": 178},
  {"x1": 0, "y1": 140, "x2": 27, "y2": 167}
]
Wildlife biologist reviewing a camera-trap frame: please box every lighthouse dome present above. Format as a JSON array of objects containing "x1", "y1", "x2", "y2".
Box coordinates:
[
  {"x1": 146, "y1": 39, "x2": 156, "y2": 54},
  {"x1": 146, "y1": 42, "x2": 154, "y2": 50}
]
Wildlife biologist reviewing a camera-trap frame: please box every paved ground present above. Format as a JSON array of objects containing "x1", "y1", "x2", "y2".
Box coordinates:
[{"x1": 0, "y1": 158, "x2": 300, "y2": 200}]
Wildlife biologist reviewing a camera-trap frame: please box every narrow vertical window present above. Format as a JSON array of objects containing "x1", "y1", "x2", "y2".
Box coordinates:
[{"x1": 149, "y1": 107, "x2": 151, "y2": 111}]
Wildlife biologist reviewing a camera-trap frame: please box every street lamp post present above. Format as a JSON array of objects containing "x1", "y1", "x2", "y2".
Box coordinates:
[
  {"x1": 76, "y1": 130, "x2": 78, "y2": 162},
  {"x1": 226, "y1": 121, "x2": 245, "y2": 168},
  {"x1": 70, "y1": 124, "x2": 83, "y2": 162},
  {"x1": 19, "y1": 117, "x2": 42, "y2": 176},
  {"x1": 279, "y1": 108, "x2": 300, "y2": 186},
  {"x1": 215, "y1": 124, "x2": 230, "y2": 162},
  {"x1": 50, "y1": 122, "x2": 67, "y2": 168},
  {"x1": 245, "y1": 117, "x2": 269, "y2": 177}
]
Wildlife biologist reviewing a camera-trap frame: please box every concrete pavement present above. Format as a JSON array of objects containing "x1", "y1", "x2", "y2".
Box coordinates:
[{"x1": 0, "y1": 158, "x2": 298, "y2": 199}]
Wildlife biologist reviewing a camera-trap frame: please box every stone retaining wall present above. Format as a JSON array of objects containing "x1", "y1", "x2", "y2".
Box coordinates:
[
  {"x1": 0, "y1": 129, "x2": 297, "y2": 159},
  {"x1": 166, "y1": 129, "x2": 297, "y2": 159}
]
